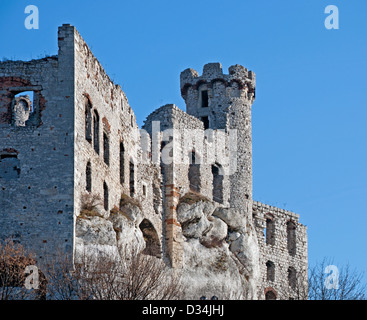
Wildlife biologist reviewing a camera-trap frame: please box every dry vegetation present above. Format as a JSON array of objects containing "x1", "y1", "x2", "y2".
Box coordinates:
[
  {"x1": 119, "y1": 193, "x2": 142, "y2": 210},
  {"x1": 78, "y1": 192, "x2": 104, "y2": 219},
  {"x1": 43, "y1": 245, "x2": 185, "y2": 300},
  {"x1": 0, "y1": 238, "x2": 185, "y2": 300},
  {"x1": 179, "y1": 191, "x2": 210, "y2": 205},
  {"x1": 0, "y1": 239, "x2": 41, "y2": 300}
]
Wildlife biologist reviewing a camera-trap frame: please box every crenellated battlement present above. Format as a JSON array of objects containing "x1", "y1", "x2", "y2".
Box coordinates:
[{"x1": 180, "y1": 62, "x2": 256, "y2": 98}]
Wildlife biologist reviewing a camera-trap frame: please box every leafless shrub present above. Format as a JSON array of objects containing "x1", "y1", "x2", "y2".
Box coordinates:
[
  {"x1": 43, "y1": 244, "x2": 185, "y2": 300},
  {"x1": 79, "y1": 192, "x2": 103, "y2": 218},
  {"x1": 0, "y1": 239, "x2": 39, "y2": 300}
]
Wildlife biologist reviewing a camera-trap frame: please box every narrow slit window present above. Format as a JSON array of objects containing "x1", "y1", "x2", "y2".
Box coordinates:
[
  {"x1": 120, "y1": 142, "x2": 125, "y2": 184},
  {"x1": 103, "y1": 132, "x2": 109, "y2": 166},
  {"x1": 129, "y1": 161, "x2": 135, "y2": 197},
  {"x1": 93, "y1": 110, "x2": 100, "y2": 154},
  {"x1": 85, "y1": 99, "x2": 92, "y2": 144},
  {"x1": 201, "y1": 90, "x2": 208, "y2": 108},
  {"x1": 86, "y1": 161, "x2": 92, "y2": 192},
  {"x1": 103, "y1": 181, "x2": 109, "y2": 211}
]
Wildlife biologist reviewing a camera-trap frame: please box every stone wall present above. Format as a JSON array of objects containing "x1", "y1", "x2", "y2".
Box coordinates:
[
  {"x1": 253, "y1": 201, "x2": 308, "y2": 300},
  {"x1": 70, "y1": 24, "x2": 163, "y2": 261},
  {"x1": 0, "y1": 36, "x2": 74, "y2": 260}
]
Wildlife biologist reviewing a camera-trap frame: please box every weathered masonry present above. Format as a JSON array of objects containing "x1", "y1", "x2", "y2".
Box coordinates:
[{"x1": 0, "y1": 24, "x2": 307, "y2": 300}]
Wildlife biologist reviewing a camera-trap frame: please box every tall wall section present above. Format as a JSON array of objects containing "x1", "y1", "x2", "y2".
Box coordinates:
[
  {"x1": 70, "y1": 24, "x2": 163, "y2": 257},
  {"x1": 253, "y1": 201, "x2": 308, "y2": 300},
  {"x1": 0, "y1": 27, "x2": 76, "y2": 261}
]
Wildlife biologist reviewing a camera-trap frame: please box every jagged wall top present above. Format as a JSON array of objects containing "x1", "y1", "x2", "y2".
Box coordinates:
[{"x1": 180, "y1": 62, "x2": 256, "y2": 97}]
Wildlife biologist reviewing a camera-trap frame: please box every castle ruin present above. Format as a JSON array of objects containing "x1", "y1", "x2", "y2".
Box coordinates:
[{"x1": 0, "y1": 24, "x2": 307, "y2": 300}]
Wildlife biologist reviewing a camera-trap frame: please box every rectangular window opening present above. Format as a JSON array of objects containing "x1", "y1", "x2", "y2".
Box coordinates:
[
  {"x1": 201, "y1": 116, "x2": 209, "y2": 130},
  {"x1": 201, "y1": 90, "x2": 208, "y2": 108}
]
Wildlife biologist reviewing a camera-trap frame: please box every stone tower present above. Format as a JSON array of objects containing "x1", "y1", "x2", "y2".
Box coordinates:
[
  {"x1": 180, "y1": 63, "x2": 260, "y2": 298},
  {"x1": 180, "y1": 62, "x2": 256, "y2": 211}
]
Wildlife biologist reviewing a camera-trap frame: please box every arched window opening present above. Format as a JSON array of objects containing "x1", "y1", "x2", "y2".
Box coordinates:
[
  {"x1": 120, "y1": 142, "x2": 125, "y2": 184},
  {"x1": 93, "y1": 110, "x2": 100, "y2": 154},
  {"x1": 265, "y1": 289, "x2": 277, "y2": 300},
  {"x1": 12, "y1": 92, "x2": 33, "y2": 127},
  {"x1": 211, "y1": 163, "x2": 223, "y2": 203},
  {"x1": 188, "y1": 151, "x2": 201, "y2": 193},
  {"x1": 139, "y1": 219, "x2": 161, "y2": 258},
  {"x1": 85, "y1": 98, "x2": 92, "y2": 143},
  {"x1": 129, "y1": 161, "x2": 135, "y2": 197},
  {"x1": 265, "y1": 216, "x2": 275, "y2": 245},
  {"x1": 103, "y1": 132, "x2": 109, "y2": 166},
  {"x1": 86, "y1": 161, "x2": 92, "y2": 192},
  {"x1": 103, "y1": 181, "x2": 108, "y2": 211},
  {"x1": 266, "y1": 261, "x2": 275, "y2": 282},
  {"x1": 288, "y1": 267, "x2": 297, "y2": 290},
  {"x1": 287, "y1": 220, "x2": 297, "y2": 256}
]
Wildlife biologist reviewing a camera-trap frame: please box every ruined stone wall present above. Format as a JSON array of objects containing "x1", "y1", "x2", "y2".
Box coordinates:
[
  {"x1": 252, "y1": 201, "x2": 308, "y2": 300},
  {"x1": 0, "y1": 24, "x2": 308, "y2": 300},
  {"x1": 143, "y1": 104, "x2": 234, "y2": 266},
  {"x1": 0, "y1": 33, "x2": 75, "y2": 260},
  {"x1": 70, "y1": 24, "x2": 162, "y2": 258}
]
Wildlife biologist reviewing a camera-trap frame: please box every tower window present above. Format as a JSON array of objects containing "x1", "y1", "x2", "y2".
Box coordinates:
[
  {"x1": 201, "y1": 90, "x2": 208, "y2": 108},
  {"x1": 201, "y1": 116, "x2": 209, "y2": 130}
]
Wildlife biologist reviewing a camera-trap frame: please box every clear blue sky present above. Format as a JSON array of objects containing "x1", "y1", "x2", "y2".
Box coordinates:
[{"x1": 1, "y1": 0, "x2": 367, "y2": 281}]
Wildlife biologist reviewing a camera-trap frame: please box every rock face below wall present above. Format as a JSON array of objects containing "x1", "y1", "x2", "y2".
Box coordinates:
[
  {"x1": 74, "y1": 193, "x2": 260, "y2": 300},
  {"x1": 75, "y1": 203, "x2": 146, "y2": 261},
  {"x1": 177, "y1": 194, "x2": 260, "y2": 299}
]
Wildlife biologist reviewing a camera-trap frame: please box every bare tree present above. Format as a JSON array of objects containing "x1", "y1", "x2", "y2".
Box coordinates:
[
  {"x1": 43, "y1": 244, "x2": 185, "y2": 300},
  {"x1": 308, "y1": 258, "x2": 366, "y2": 300},
  {"x1": 0, "y1": 239, "x2": 39, "y2": 300}
]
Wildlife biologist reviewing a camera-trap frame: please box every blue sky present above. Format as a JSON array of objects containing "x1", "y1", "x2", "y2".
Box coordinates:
[{"x1": 1, "y1": 0, "x2": 367, "y2": 282}]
